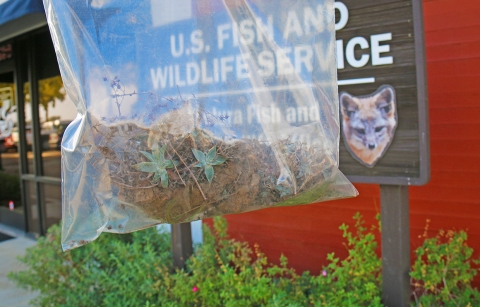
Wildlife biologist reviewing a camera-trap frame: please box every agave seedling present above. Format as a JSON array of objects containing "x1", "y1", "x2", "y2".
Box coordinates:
[
  {"x1": 192, "y1": 146, "x2": 227, "y2": 183},
  {"x1": 133, "y1": 145, "x2": 176, "y2": 188}
]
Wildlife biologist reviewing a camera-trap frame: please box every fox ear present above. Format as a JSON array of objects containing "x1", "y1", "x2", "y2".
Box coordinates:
[
  {"x1": 376, "y1": 86, "x2": 395, "y2": 115},
  {"x1": 340, "y1": 93, "x2": 358, "y2": 118}
]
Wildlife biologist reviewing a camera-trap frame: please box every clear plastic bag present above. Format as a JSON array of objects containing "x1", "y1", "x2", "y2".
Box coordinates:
[{"x1": 43, "y1": 0, "x2": 358, "y2": 250}]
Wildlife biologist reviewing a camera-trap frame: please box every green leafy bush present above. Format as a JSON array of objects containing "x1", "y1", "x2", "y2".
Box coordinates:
[
  {"x1": 410, "y1": 221, "x2": 480, "y2": 307},
  {"x1": 8, "y1": 214, "x2": 480, "y2": 307},
  {"x1": 8, "y1": 224, "x2": 173, "y2": 307},
  {"x1": 0, "y1": 171, "x2": 21, "y2": 201},
  {"x1": 307, "y1": 212, "x2": 383, "y2": 307},
  {"x1": 162, "y1": 217, "x2": 312, "y2": 307},
  {"x1": 9, "y1": 215, "x2": 383, "y2": 307}
]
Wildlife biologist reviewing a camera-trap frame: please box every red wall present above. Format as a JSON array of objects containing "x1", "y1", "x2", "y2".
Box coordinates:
[{"x1": 208, "y1": 0, "x2": 480, "y2": 280}]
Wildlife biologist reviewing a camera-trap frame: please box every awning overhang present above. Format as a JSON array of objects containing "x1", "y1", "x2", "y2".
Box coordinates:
[{"x1": 0, "y1": 0, "x2": 46, "y2": 43}]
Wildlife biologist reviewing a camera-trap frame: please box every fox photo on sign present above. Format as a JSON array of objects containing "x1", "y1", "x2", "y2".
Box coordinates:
[{"x1": 334, "y1": 0, "x2": 429, "y2": 185}]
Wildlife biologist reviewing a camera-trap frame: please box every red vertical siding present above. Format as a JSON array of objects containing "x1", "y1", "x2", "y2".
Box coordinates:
[
  {"x1": 410, "y1": 0, "x2": 480, "y2": 279},
  {"x1": 208, "y1": 0, "x2": 480, "y2": 283}
]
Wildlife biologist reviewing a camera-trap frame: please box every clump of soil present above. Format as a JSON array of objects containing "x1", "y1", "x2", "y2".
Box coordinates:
[{"x1": 88, "y1": 121, "x2": 334, "y2": 224}]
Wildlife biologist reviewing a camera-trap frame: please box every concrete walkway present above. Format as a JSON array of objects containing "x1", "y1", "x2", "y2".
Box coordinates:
[{"x1": 0, "y1": 224, "x2": 38, "y2": 307}]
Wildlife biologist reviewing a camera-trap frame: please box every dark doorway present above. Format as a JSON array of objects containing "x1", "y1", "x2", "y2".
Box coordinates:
[
  {"x1": 0, "y1": 30, "x2": 69, "y2": 236},
  {"x1": 0, "y1": 64, "x2": 25, "y2": 231}
]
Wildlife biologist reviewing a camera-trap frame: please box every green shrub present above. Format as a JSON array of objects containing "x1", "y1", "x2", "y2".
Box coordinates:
[
  {"x1": 307, "y1": 212, "x2": 383, "y2": 307},
  {"x1": 0, "y1": 171, "x2": 21, "y2": 201},
  {"x1": 8, "y1": 224, "x2": 173, "y2": 307},
  {"x1": 410, "y1": 221, "x2": 480, "y2": 307},
  {"x1": 9, "y1": 215, "x2": 383, "y2": 307},
  {"x1": 163, "y1": 216, "x2": 312, "y2": 307},
  {"x1": 8, "y1": 214, "x2": 480, "y2": 307}
]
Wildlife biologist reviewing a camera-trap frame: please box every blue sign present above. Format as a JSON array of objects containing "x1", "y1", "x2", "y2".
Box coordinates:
[
  {"x1": 136, "y1": 2, "x2": 333, "y2": 99},
  {"x1": 46, "y1": 0, "x2": 337, "y2": 141},
  {"x1": 0, "y1": 0, "x2": 44, "y2": 26}
]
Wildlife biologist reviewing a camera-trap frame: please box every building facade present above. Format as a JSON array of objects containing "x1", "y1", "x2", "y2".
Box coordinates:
[
  {"x1": 0, "y1": 0, "x2": 76, "y2": 236},
  {"x1": 0, "y1": 0, "x2": 479, "y2": 287}
]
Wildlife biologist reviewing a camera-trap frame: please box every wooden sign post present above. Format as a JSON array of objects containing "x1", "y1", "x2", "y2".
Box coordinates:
[
  {"x1": 337, "y1": 0, "x2": 429, "y2": 306},
  {"x1": 172, "y1": 223, "x2": 193, "y2": 269},
  {"x1": 381, "y1": 185, "x2": 410, "y2": 307}
]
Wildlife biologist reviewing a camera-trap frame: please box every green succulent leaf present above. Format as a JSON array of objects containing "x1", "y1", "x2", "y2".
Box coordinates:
[
  {"x1": 205, "y1": 165, "x2": 214, "y2": 183},
  {"x1": 153, "y1": 171, "x2": 161, "y2": 183},
  {"x1": 160, "y1": 170, "x2": 169, "y2": 188},
  {"x1": 211, "y1": 155, "x2": 227, "y2": 165},
  {"x1": 192, "y1": 148, "x2": 206, "y2": 163},
  {"x1": 206, "y1": 146, "x2": 217, "y2": 163},
  {"x1": 154, "y1": 145, "x2": 167, "y2": 166},
  {"x1": 164, "y1": 160, "x2": 174, "y2": 169},
  {"x1": 139, "y1": 151, "x2": 155, "y2": 162},
  {"x1": 134, "y1": 162, "x2": 157, "y2": 173}
]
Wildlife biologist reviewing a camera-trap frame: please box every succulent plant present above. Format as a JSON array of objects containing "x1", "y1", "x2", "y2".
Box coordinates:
[
  {"x1": 192, "y1": 146, "x2": 227, "y2": 183},
  {"x1": 133, "y1": 145, "x2": 176, "y2": 188}
]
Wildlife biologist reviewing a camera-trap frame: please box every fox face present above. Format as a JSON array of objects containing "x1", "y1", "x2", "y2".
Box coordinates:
[{"x1": 340, "y1": 85, "x2": 397, "y2": 167}]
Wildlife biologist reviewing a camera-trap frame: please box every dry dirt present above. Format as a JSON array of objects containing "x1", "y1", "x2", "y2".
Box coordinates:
[{"x1": 89, "y1": 122, "x2": 334, "y2": 224}]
